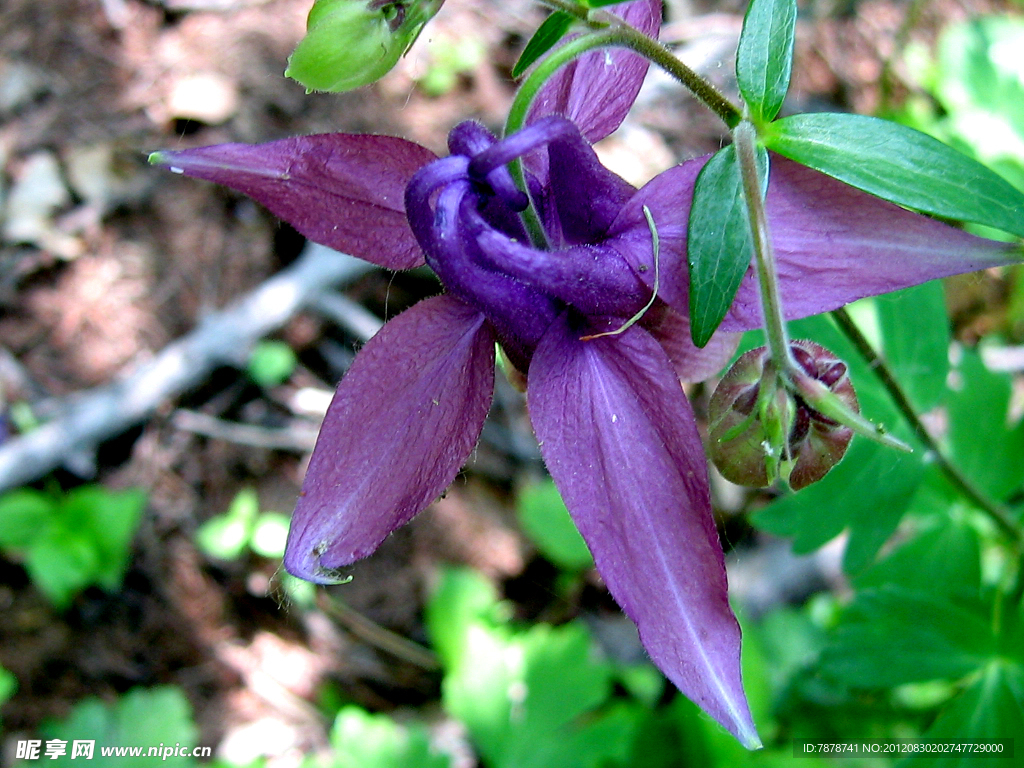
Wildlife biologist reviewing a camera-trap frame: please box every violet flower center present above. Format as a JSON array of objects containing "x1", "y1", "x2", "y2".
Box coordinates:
[{"x1": 405, "y1": 116, "x2": 652, "y2": 371}]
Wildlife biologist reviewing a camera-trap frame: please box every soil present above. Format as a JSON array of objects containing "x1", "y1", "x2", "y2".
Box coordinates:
[{"x1": 0, "y1": 0, "x2": 1017, "y2": 763}]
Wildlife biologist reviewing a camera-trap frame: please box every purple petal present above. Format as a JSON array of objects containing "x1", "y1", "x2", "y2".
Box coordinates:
[
  {"x1": 527, "y1": 316, "x2": 759, "y2": 747},
  {"x1": 151, "y1": 135, "x2": 436, "y2": 270},
  {"x1": 527, "y1": 0, "x2": 661, "y2": 143},
  {"x1": 642, "y1": 303, "x2": 742, "y2": 383},
  {"x1": 284, "y1": 295, "x2": 495, "y2": 582},
  {"x1": 463, "y1": 206, "x2": 649, "y2": 318},
  {"x1": 547, "y1": 127, "x2": 637, "y2": 244},
  {"x1": 606, "y1": 158, "x2": 703, "y2": 315},
  {"x1": 725, "y1": 157, "x2": 1022, "y2": 329},
  {"x1": 470, "y1": 116, "x2": 636, "y2": 245},
  {"x1": 405, "y1": 156, "x2": 559, "y2": 369},
  {"x1": 608, "y1": 154, "x2": 1020, "y2": 329}
]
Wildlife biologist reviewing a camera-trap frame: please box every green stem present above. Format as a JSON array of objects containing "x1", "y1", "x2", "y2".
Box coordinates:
[
  {"x1": 536, "y1": 0, "x2": 591, "y2": 20},
  {"x1": 1008, "y1": 546, "x2": 1024, "y2": 608},
  {"x1": 506, "y1": 24, "x2": 741, "y2": 136},
  {"x1": 503, "y1": 7, "x2": 742, "y2": 247},
  {"x1": 831, "y1": 307, "x2": 1024, "y2": 546},
  {"x1": 732, "y1": 120, "x2": 796, "y2": 370}
]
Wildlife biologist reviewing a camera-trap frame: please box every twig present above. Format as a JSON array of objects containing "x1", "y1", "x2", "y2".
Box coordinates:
[
  {"x1": 316, "y1": 592, "x2": 440, "y2": 671},
  {"x1": 171, "y1": 409, "x2": 319, "y2": 452},
  {"x1": 309, "y1": 291, "x2": 384, "y2": 341},
  {"x1": 0, "y1": 243, "x2": 373, "y2": 493},
  {"x1": 831, "y1": 307, "x2": 1023, "y2": 545}
]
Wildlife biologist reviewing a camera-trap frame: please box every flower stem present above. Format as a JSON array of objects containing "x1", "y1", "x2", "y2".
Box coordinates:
[
  {"x1": 506, "y1": 22, "x2": 742, "y2": 136},
  {"x1": 732, "y1": 120, "x2": 795, "y2": 370},
  {"x1": 503, "y1": 7, "x2": 742, "y2": 248},
  {"x1": 830, "y1": 306, "x2": 1024, "y2": 546},
  {"x1": 536, "y1": 0, "x2": 590, "y2": 21}
]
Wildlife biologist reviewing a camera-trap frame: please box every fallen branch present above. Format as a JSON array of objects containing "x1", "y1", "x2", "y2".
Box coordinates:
[
  {"x1": 172, "y1": 408, "x2": 319, "y2": 452},
  {"x1": 0, "y1": 243, "x2": 373, "y2": 493}
]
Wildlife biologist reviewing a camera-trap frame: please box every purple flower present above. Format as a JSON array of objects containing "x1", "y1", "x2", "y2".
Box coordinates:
[{"x1": 150, "y1": 0, "x2": 1018, "y2": 746}]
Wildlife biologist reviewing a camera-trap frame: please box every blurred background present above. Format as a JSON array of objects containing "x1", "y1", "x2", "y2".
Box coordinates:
[{"x1": 1, "y1": 0, "x2": 1023, "y2": 765}]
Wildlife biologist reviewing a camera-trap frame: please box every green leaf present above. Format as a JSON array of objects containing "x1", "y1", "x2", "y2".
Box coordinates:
[
  {"x1": 754, "y1": 433, "x2": 925, "y2": 573},
  {"x1": 330, "y1": 706, "x2": 451, "y2": 768},
  {"x1": 6, "y1": 487, "x2": 144, "y2": 607},
  {"x1": 764, "y1": 113, "x2": 1024, "y2": 237},
  {"x1": 614, "y1": 664, "x2": 665, "y2": 707},
  {"x1": 822, "y1": 586, "x2": 998, "y2": 688},
  {"x1": 947, "y1": 349, "x2": 1024, "y2": 501},
  {"x1": 735, "y1": 0, "x2": 797, "y2": 123},
  {"x1": 899, "y1": 663, "x2": 1024, "y2": 768},
  {"x1": 875, "y1": 282, "x2": 950, "y2": 412},
  {"x1": 547, "y1": 703, "x2": 640, "y2": 768},
  {"x1": 72, "y1": 487, "x2": 146, "y2": 591},
  {"x1": 687, "y1": 144, "x2": 767, "y2": 347},
  {"x1": 0, "y1": 489, "x2": 55, "y2": 550},
  {"x1": 43, "y1": 686, "x2": 199, "y2": 768},
  {"x1": 426, "y1": 566, "x2": 501, "y2": 670},
  {"x1": 440, "y1": 621, "x2": 516, "y2": 761},
  {"x1": 854, "y1": 517, "x2": 981, "y2": 599},
  {"x1": 26, "y1": 532, "x2": 99, "y2": 610},
  {"x1": 195, "y1": 516, "x2": 251, "y2": 561},
  {"x1": 517, "y1": 623, "x2": 613, "y2": 737},
  {"x1": 624, "y1": 707, "x2": 688, "y2": 768},
  {"x1": 442, "y1": 621, "x2": 618, "y2": 768},
  {"x1": 755, "y1": 606, "x2": 826, "y2": 697},
  {"x1": 512, "y1": 11, "x2": 574, "y2": 79},
  {"x1": 195, "y1": 488, "x2": 260, "y2": 561},
  {"x1": 279, "y1": 571, "x2": 316, "y2": 608},
  {"x1": 250, "y1": 512, "x2": 291, "y2": 559},
  {"x1": 517, "y1": 480, "x2": 593, "y2": 571},
  {"x1": 934, "y1": 18, "x2": 1024, "y2": 184},
  {"x1": 0, "y1": 664, "x2": 16, "y2": 705}
]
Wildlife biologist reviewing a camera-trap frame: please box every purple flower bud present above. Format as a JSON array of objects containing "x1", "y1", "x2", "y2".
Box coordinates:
[{"x1": 708, "y1": 340, "x2": 857, "y2": 490}]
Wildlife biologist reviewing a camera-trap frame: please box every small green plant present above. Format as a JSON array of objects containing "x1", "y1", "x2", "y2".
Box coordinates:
[
  {"x1": 37, "y1": 686, "x2": 201, "y2": 767},
  {"x1": 416, "y1": 34, "x2": 485, "y2": 96},
  {"x1": 0, "y1": 663, "x2": 17, "y2": 730},
  {"x1": 320, "y1": 706, "x2": 451, "y2": 768},
  {"x1": 196, "y1": 488, "x2": 313, "y2": 604},
  {"x1": 246, "y1": 340, "x2": 298, "y2": 388},
  {"x1": 426, "y1": 566, "x2": 640, "y2": 768},
  {"x1": 0, "y1": 486, "x2": 146, "y2": 610}
]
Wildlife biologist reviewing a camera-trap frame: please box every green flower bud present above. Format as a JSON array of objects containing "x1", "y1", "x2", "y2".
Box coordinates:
[
  {"x1": 708, "y1": 340, "x2": 857, "y2": 490},
  {"x1": 285, "y1": 0, "x2": 443, "y2": 92}
]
